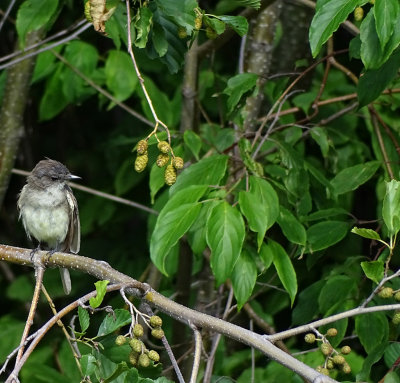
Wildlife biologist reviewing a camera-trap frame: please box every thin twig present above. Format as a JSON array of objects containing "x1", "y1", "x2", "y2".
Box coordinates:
[
  {"x1": 15, "y1": 262, "x2": 44, "y2": 364},
  {"x1": 0, "y1": 19, "x2": 87, "y2": 64},
  {"x1": 0, "y1": 23, "x2": 92, "y2": 71},
  {"x1": 52, "y1": 50, "x2": 153, "y2": 128},
  {"x1": 189, "y1": 323, "x2": 202, "y2": 383},
  {"x1": 12, "y1": 168, "x2": 158, "y2": 215},
  {"x1": 0, "y1": 0, "x2": 17, "y2": 34}
]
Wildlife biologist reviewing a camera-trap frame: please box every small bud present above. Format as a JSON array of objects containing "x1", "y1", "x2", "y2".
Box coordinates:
[
  {"x1": 354, "y1": 6, "x2": 364, "y2": 21},
  {"x1": 342, "y1": 363, "x2": 351, "y2": 374},
  {"x1": 129, "y1": 351, "x2": 138, "y2": 366},
  {"x1": 149, "y1": 315, "x2": 163, "y2": 327},
  {"x1": 341, "y1": 345, "x2": 351, "y2": 355},
  {"x1": 151, "y1": 328, "x2": 165, "y2": 339},
  {"x1": 194, "y1": 15, "x2": 203, "y2": 30},
  {"x1": 172, "y1": 156, "x2": 184, "y2": 170},
  {"x1": 392, "y1": 312, "x2": 400, "y2": 325},
  {"x1": 84, "y1": 1, "x2": 92, "y2": 22},
  {"x1": 326, "y1": 328, "x2": 338, "y2": 337},
  {"x1": 206, "y1": 26, "x2": 217, "y2": 39},
  {"x1": 115, "y1": 335, "x2": 127, "y2": 346},
  {"x1": 320, "y1": 368, "x2": 330, "y2": 376},
  {"x1": 158, "y1": 141, "x2": 170, "y2": 154},
  {"x1": 138, "y1": 353, "x2": 150, "y2": 367},
  {"x1": 133, "y1": 324, "x2": 144, "y2": 338},
  {"x1": 333, "y1": 355, "x2": 346, "y2": 365},
  {"x1": 135, "y1": 154, "x2": 148, "y2": 173},
  {"x1": 137, "y1": 140, "x2": 148, "y2": 155},
  {"x1": 129, "y1": 338, "x2": 143, "y2": 353},
  {"x1": 148, "y1": 350, "x2": 160, "y2": 362},
  {"x1": 369, "y1": 0, "x2": 375, "y2": 4},
  {"x1": 394, "y1": 291, "x2": 400, "y2": 301},
  {"x1": 156, "y1": 153, "x2": 170, "y2": 167},
  {"x1": 178, "y1": 27, "x2": 188, "y2": 39},
  {"x1": 379, "y1": 287, "x2": 394, "y2": 299},
  {"x1": 326, "y1": 359, "x2": 334, "y2": 369},
  {"x1": 164, "y1": 164, "x2": 177, "y2": 186},
  {"x1": 320, "y1": 343, "x2": 333, "y2": 356},
  {"x1": 304, "y1": 333, "x2": 316, "y2": 344}
]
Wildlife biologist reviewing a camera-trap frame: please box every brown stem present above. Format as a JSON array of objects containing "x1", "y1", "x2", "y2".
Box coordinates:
[{"x1": 0, "y1": 30, "x2": 43, "y2": 208}]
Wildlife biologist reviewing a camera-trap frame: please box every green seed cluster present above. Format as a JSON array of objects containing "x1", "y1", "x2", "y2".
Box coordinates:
[
  {"x1": 114, "y1": 315, "x2": 164, "y2": 367},
  {"x1": 134, "y1": 138, "x2": 184, "y2": 186}
]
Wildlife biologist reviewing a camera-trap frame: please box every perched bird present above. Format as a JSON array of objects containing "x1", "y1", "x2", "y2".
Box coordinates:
[{"x1": 17, "y1": 159, "x2": 80, "y2": 294}]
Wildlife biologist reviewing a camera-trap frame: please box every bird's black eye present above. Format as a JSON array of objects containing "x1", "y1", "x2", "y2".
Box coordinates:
[{"x1": 51, "y1": 176, "x2": 58, "y2": 181}]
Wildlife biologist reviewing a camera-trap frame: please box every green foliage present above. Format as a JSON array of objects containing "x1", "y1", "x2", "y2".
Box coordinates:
[{"x1": 90, "y1": 280, "x2": 110, "y2": 309}]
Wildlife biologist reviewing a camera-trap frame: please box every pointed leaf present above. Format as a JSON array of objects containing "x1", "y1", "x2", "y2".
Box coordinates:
[
  {"x1": 355, "y1": 312, "x2": 388, "y2": 353},
  {"x1": 351, "y1": 227, "x2": 381, "y2": 241},
  {"x1": 277, "y1": 207, "x2": 306, "y2": 246},
  {"x1": 150, "y1": 185, "x2": 208, "y2": 274},
  {"x1": 206, "y1": 201, "x2": 245, "y2": 285},
  {"x1": 361, "y1": 261, "x2": 384, "y2": 284},
  {"x1": 232, "y1": 249, "x2": 257, "y2": 310},
  {"x1": 239, "y1": 176, "x2": 279, "y2": 250},
  {"x1": 78, "y1": 306, "x2": 90, "y2": 333},
  {"x1": 264, "y1": 239, "x2": 297, "y2": 305},
  {"x1": 374, "y1": 0, "x2": 399, "y2": 49},
  {"x1": 382, "y1": 180, "x2": 400, "y2": 236},
  {"x1": 307, "y1": 221, "x2": 349, "y2": 252},
  {"x1": 97, "y1": 309, "x2": 131, "y2": 337},
  {"x1": 331, "y1": 161, "x2": 380, "y2": 196}
]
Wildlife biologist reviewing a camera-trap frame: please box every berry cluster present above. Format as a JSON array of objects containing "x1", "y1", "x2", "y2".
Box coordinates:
[
  {"x1": 115, "y1": 315, "x2": 164, "y2": 367},
  {"x1": 134, "y1": 139, "x2": 184, "y2": 186},
  {"x1": 378, "y1": 286, "x2": 400, "y2": 324},
  {"x1": 304, "y1": 328, "x2": 352, "y2": 376}
]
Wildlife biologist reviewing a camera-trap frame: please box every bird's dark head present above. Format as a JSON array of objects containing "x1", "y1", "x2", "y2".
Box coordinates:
[{"x1": 28, "y1": 159, "x2": 80, "y2": 188}]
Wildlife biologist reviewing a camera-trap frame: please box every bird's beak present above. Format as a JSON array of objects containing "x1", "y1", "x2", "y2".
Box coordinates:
[{"x1": 68, "y1": 174, "x2": 81, "y2": 180}]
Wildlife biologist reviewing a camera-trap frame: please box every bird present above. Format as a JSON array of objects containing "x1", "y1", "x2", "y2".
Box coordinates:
[{"x1": 17, "y1": 159, "x2": 80, "y2": 294}]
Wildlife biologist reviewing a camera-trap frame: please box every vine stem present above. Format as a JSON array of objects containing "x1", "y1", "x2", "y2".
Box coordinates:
[{"x1": 124, "y1": 0, "x2": 173, "y2": 152}]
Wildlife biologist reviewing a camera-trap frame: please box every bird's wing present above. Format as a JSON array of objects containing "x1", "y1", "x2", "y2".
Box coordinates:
[{"x1": 65, "y1": 184, "x2": 80, "y2": 254}]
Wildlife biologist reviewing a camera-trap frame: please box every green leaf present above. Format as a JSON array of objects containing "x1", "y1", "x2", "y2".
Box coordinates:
[
  {"x1": 318, "y1": 275, "x2": 356, "y2": 314},
  {"x1": 382, "y1": 180, "x2": 400, "y2": 236},
  {"x1": 150, "y1": 185, "x2": 208, "y2": 274},
  {"x1": 264, "y1": 239, "x2": 297, "y2": 305},
  {"x1": 134, "y1": 7, "x2": 153, "y2": 48},
  {"x1": 383, "y1": 372, "x2": 400, "y2": 383},
  {"x1": 310, "y1": 127, "x2": 329, "y2": 157},
  {"x1": 277, "y1": 207, "x2": 307, "y2": 246},
  {"x1": 154, "y1": 0, "x2": 196, "y2": 34},
  {"x1": 105, "y1": 3, "x2": 128, "y2": 50},
  {"x1": 239, "y1": 176, "x2": 279, "y2": 250},
  {"x1": 231, "y1": 249, "x2": 257, "y2": 310},
  {"x1": 152, "y1": 22, "x2": 168, "y2": 57},
  {"x1": 170, "y1": 154, "x2": 228, "y2": 194},
  {"x1": 218, "y1": 15, "x2": 248, "y2": 37},
  {"x1": 16, "y1": 0, "x2": 58, "y2": 47},
  {"x1": 351, "y1": 227, "x2": 381, "y2": 241},
  {"x1": 355, "y1": 312, "x2": 388, "y2": 353},
  {"x1": 304, "y1": 207, "x2": 348, "y2": 222},
  {"x1": 39, "y1": 64, "x2": 69, "y2": 121},
  {"x1": 90, "y1": 280, "x2": 110, "y2": 309},
  {"x1": 105, "y1": 50, "x2": 138, "y2": 102},
  {"x1": 97, "y1": 309, "x2": 131, "y2": 337},
  {"x1": 6, "y1": 275, "x2": 34, "y2": 302},
  {"x1": 360, "y1": 11, "x2": 400, "y2": 69},
  {"x1": 357, "y1": 48, "x2": 400, "y2": 107},
  {"x1": 331, "y1": 161, "x2": 380, "y2": 196},
  {"x1": 374, "y1": 0, "x2": 399, "y2": 49},
  {"x1": 62, "y1": 41, "x2": 98, "y2": 103},
  {"x1": 384, "y1": 343, "x2": 400, "y2": 369},
  {"x1": 80, "y1": 354, "x2": 97, "y2": 376},
  {"x1": 78, "y1": 306, "x2": 90, "y2": 333},
  {"x1": 149, "y1": 163, "x2": 165, "y2": 204},
  {"x1": 357, "y1": 344, "x2": 386, "y2": 381},
  {"x1": 223, "y1": 73, "x2": 258, "y2": 114},
  {"x1": 259, "y1": 242, "x2": 273, "y2": 269},
  {"x1": 355, "y1": 227, "x2": 376, "y2": 245},
  {"x1": 292, "y1": 281, "x2": 324, "y2": 325},
  {"x1": 206, "y1": 201, "x2": 245, "y2": 285},
  {"x1": 309, "y1": 0, "x2": 361, "y2": 57},
  {"x1": 307, "y1": 221, "x2": 349, "y2": 252},
  {"x1": 206, "y1": 17, "x2": 226, "y2": 34},
  {"x1": 361, "y1": 260, "x2": 384, "y2": 284},
  {"x1": 184, "y1": 130, "x2": 202, "y2": 160}
]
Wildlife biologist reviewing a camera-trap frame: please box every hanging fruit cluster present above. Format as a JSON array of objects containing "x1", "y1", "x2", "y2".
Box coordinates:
[
  {"x1": 134, "y1": 138, "x2": 184, "y2": 186},
  {"x1": 304, "y1": 327, "x2": 352, "y2": 376},
  {"x1": 115, "y1": 315, "x2": 164, "y2": 367}
]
